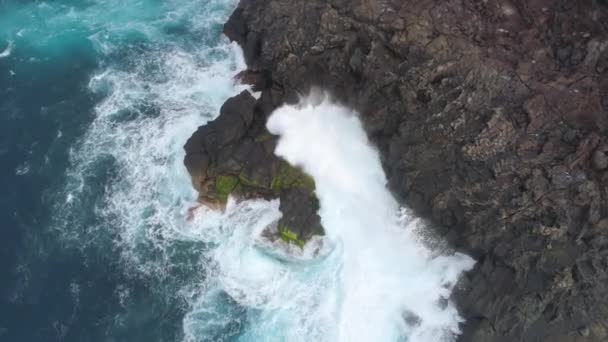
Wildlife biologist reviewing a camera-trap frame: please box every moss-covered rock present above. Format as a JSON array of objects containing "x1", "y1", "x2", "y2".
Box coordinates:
[
  {"x1": 278, "y1": 224, "x2": 306, "y2": 248},
  {"x1": 277, "y1": 187, "x2": 323, "y2": 243},
  {"x1": 255, "y1": 132, "x2": 274, "y2": 142},
  {"x1": 238, "y1": 168, "x2": 271, "y2": 189},
  {"x1": 271, "y1": 160, "x2": 315, "y2": 193},
  {"x1": 215, "y1": 175, "x2": 239, "y2": 202},
  {"x1": 184, "y1": 91, "x2": 324, "y2": 247}
]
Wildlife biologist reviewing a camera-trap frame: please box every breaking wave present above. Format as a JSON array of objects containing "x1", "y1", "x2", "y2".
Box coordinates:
[{"x1": 47, "y1": 0, "x2": 473, "y2": 340}]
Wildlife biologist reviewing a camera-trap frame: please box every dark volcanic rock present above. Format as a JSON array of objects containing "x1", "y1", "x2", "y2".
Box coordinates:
[
  {"x1": 217, "y1": 0, "x2": 608, "y2": 341},
  {"x1": 278, "y1": 187, "x2": 323, "y2": 246},
  {"x1": 234, "y1": 69, "x2": 272, "y2": 92},
  {"x1": 223, "y1": 8, "x2": 247, "y2": 45},
  {"x1": 184, "y1": 90, "x2": 255, "y2": 191},
  {"x1": 184, "y1": 90, "x2": 322, "y2": 244}
]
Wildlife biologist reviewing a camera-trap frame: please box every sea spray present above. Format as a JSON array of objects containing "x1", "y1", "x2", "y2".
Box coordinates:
[{"x1": 266, "y1": 92, "x2": 475, "y2": 341}]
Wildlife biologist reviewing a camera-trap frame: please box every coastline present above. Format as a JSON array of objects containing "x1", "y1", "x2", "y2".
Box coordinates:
[{"x1": 187, "y1": 1, "x2": 608, "y2": 341}]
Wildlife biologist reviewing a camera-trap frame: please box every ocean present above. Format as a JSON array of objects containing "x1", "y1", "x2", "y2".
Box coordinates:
[{"x1": 1, "y1": 1, "x2": 245, "y2": 341}]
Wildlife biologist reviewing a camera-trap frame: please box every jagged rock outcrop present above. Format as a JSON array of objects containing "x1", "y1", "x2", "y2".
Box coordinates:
[
  {"x1": 218, "y1": 1, "x2": 608, "y2": 341},
  {"x1": 184, "y1": 90, "x2": 322, "y2": 245}
]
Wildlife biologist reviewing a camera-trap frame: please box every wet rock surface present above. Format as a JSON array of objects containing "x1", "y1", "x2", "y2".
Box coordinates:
[
  {"x1": 209, "y1": 0, "x2": 608, "y2": 341},
  {"x1": 184, "y1": 90, "x2": 322, "y2": 244}
]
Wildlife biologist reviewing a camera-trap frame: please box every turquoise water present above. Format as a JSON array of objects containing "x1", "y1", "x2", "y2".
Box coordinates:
[{"x1": 0, "y1": 1, "x2": 246, "y2": 341}]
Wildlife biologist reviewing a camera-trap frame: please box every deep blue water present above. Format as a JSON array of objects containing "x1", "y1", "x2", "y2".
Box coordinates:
[{"x1": 0, "y1": 1, "x2": 242, "y2": 341}]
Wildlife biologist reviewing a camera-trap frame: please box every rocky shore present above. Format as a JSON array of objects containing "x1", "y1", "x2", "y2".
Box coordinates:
[
  {"x1": 185, "y1": 1, "x2": 608, "y2": 341},
  {"x1": 183, "y1": 88, "x2": 323, "y2": 246}
]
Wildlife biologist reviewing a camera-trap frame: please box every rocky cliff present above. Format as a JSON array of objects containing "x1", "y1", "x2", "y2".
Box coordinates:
[
  {"x1": 183, "y1": 88, "x2": 323, "y2": 246},
  {"x1": 186, "y1": 0, "x2": 608, "y2": 341}
]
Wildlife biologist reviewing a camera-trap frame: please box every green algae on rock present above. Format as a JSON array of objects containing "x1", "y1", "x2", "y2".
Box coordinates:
[
  {"x1": 271, "y1": 161, "x2": 315, "y2": 194},
  {"x1": 278, "y1": 224, "x2": 306, "y2": 248},
  {"x1": 184, "y1": 91, "x2": 324, "y2": 246},
  {"x1": 215, "y1": 175, "x2": 239, "y2": 202}
]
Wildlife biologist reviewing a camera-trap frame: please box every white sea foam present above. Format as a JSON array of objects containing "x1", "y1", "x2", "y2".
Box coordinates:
[
  {"x1": 59, "y1": 37, "x2": 252, "y2": 340},
  {"x1": 263, "y1": 92, "x2": 476, "y2": 341},
  {"x1": 49, "y1": 1, "x2": 256, "y2": 339},
  {"x1": 63, "y1": 38, "x2": 247, "y2": 260},
  {"x1": 0, "y1": 41, "x2": 13, "y2": 59},
  {"x1": 15, "y1": 162, "x2": 30, "y2": 175}
]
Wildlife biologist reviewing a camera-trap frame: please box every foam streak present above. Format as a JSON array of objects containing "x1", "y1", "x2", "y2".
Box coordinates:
[{"x1": 0, "y1": 41, "x2": 13, "y2": 58}]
